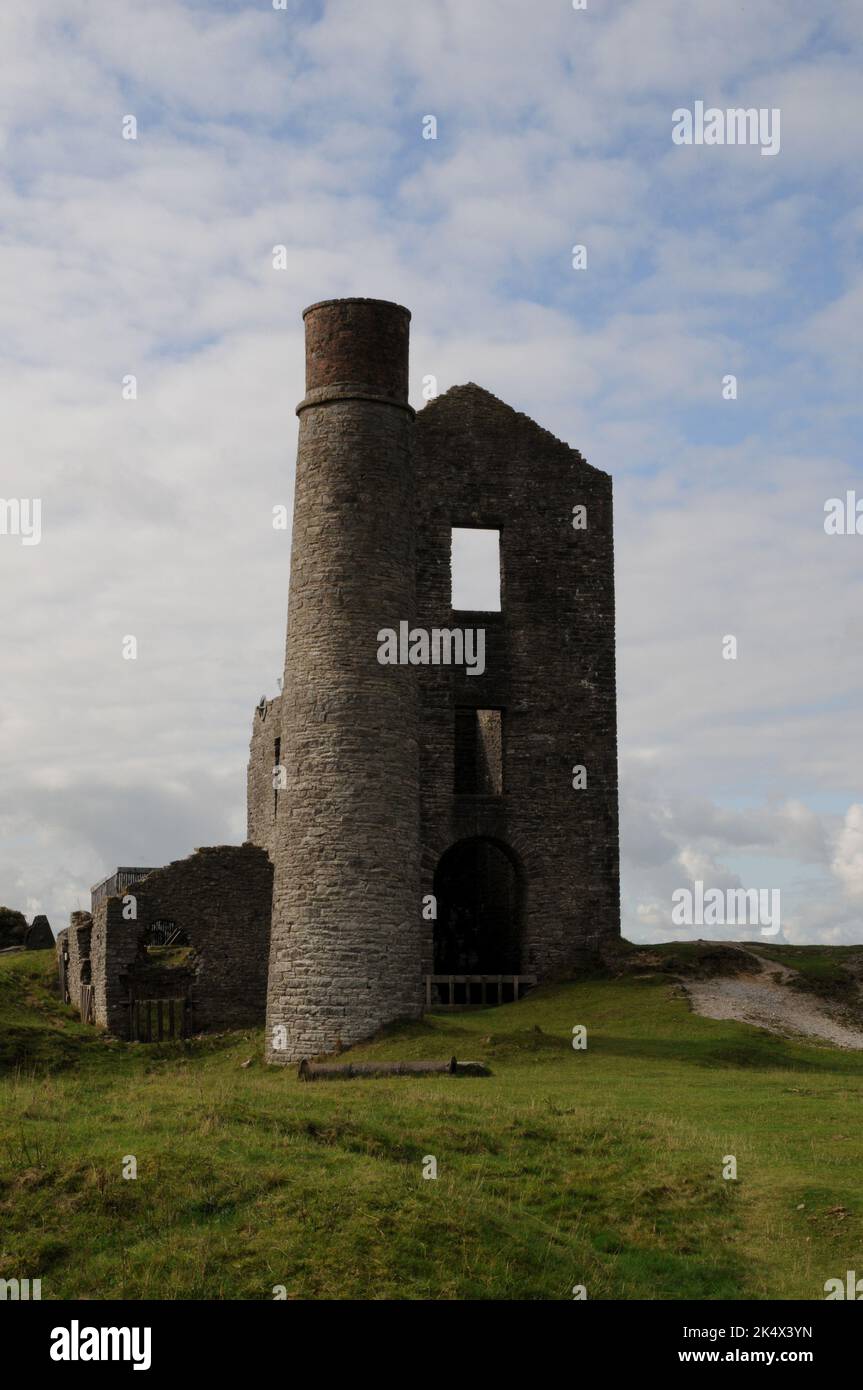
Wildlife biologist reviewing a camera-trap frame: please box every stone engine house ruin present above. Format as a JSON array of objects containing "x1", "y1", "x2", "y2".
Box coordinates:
[
  {"x1": 251, "y1": 298, "x2": 620, "y2": 1064},
  {"x1": 61, "y1": 297, "x2": 619, "y2": 1055}
]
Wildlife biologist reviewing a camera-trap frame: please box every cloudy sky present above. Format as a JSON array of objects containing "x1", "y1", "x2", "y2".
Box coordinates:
[{"x1": 0, "y1": 0, "x2": 860, "y2": 945}]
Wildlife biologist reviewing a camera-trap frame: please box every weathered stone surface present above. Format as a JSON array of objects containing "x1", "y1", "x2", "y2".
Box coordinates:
[
  {"x1": 25, "y1": 914, "x2": 54, "y2": 950},
  {"x1": 252, "y1": 297, "x2": 621, "y2": 1063},
  {"x1": 64, "y1": 911, "x2": 92, "y2": 1007},
  {"x1": 415, "y1": 385, "x2": 620, "y2": 977},
  {"x1": 302, "y1": 296, "x2": 411, "y2": 401},
  {"x1": 75, "y1": 845, "x2": 272, "y2": 1038},
  {"x1": 55, "y1": 926, "x2": 70, "y2": 1002},
  {"x1": 265, "y1": 299, "x2": 422, "y2": 1063},
  {"x1": 247, "y1": 694, "x2": 283, "y2": 861}
]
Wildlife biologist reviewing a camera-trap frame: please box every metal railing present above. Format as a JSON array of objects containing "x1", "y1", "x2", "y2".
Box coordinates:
[{"x1": 425, "y1": 974, "x2": 537, "y2": 1009}]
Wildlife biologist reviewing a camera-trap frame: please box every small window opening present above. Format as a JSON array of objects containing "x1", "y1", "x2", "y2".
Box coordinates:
[
  {"x1": 454, "y1": 708, "x2": 503, "y2": 795},
  {"x1": 144, "y1": 920, "x2": 188, "y2": 948},
  {"x1": 451, "y1": 528, "x2": 501, "y2": 611},
  {"x1": 274, "y1": 737, "x2": 281, "y2": 818},
  {"x1": 141, "y1": 921, "x2": 195, "y2": 968}
]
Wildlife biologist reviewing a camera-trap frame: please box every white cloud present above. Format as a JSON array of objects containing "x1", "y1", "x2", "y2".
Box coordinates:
[
  {"x1": 0, "y1": 0, "x2": 860, "y2": 947},
  {"x1": 832, "y1": 804, "x2": 863, "y2": 900}
]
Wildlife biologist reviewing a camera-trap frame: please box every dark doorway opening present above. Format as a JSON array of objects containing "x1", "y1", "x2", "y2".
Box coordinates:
[{"x1": 433, "y1": 838, "x2": 521, "y2": 974}]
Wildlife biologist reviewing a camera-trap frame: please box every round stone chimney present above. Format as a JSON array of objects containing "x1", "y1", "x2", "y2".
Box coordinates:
[{"x1": 266, "y1": 297, "x2": 422, "y2": 1063}]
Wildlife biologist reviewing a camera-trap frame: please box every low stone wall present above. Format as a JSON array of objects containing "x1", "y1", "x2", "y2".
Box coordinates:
[
  {"x1": 55, "y1": 928, "x2": 69, "y2": 1003},
  {"x1": 64, "y1": 911, "x2": 92, "y2": 1011},
  {"x1": 91, "y1": 896, "x2": 138, "y2": 1034},
  {"x1": 88, "y1": 844, "x2": 273, "y2": 1037}
]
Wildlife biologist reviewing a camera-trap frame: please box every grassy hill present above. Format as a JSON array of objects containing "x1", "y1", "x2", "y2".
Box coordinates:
[{"x1": 0, "y1": 947, "x2": 861, "y2": 1300}]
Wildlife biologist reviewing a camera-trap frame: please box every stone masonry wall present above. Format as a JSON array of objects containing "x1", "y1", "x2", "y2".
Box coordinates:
[
  {"x1": 55, "y1": 927, "x2": 69, "y2": 1002},
  {"x1": 26, "y1": 915, "x2": 54, "y2": 949},
  {"x1": 89, "y1": 845, "x2": 273, "y2": 1037},
  {"x1": 266, "y1": 300, "x2": 423, "y2": 1063},
  {"x1": 247, "y1": 694, "x2": 284, "y2": 858},
  {"x1": 90, "y1": 896, "x2": 137, "y2": 1034},
  {"x1": 414, "y1": 383, "x2": 620, "y2": 979},
  {"x1": 257, "y1": 298, "x2": 620, "y2": 1062}
]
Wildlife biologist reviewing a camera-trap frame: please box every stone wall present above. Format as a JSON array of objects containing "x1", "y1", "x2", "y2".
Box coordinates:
[
  {"x1": 90, "y1": 896, "x2": 136, "y2": 1033},
  {"x1": 26, "y1": 915, "x2": 54, "y2": 949},
  {"x1": 89, "y1": 844, "x2": 273, "y2": 1037},
  {"x1": 55, "y1": 928, "x2": 69, "y2": 1002},
  {"x1": 64, "y1": 911, "x2": 92, "y2": 1010},
  {"x1": 266, "y1": 299, "x2": 423, "y2": 1063},
  {"x1": 414, "y1": 384, "x2": 620, "y2": 978},
  {"x1": 256, "y1": 298, "x2": 620, "y2": 1062},
  {"x1": 247, "y1": 694, "x2": 284, "y2": 857}
]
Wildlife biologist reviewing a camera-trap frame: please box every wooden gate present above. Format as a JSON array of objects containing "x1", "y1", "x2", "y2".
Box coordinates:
[
  {"x1": 79, "y1": 983, "x2": 95, "y2": 1023},
  {"x1": 129, "y1": 997, "x2": 190, "y2": 1042}
]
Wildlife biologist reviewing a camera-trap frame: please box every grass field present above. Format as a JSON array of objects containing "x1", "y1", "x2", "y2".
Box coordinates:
[{"x1": 1, "y1": 948, "x2": 861, "y2": 1300}]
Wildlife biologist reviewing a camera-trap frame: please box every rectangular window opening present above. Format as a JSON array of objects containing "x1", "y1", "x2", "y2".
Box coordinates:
[
  {"x1": 273, "y1": 737, "x2": 281, "y2": 819},
  {"x1": 454, "y1": 708, "x2": 503, "y2": 796},
  {"x1": 451, "y1": 527, "x2": 501, "y2": 611}
]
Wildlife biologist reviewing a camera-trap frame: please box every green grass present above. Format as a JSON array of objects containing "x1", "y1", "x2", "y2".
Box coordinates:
[
  {"x1": 141, "y1": 944, "x2": 197, "y2": 969},
  {"x1": 751, "y1": 942, "x2": 862, "y2": 997},
  {"x1": 1, "y1": 949, "x2": 861, "y2": 1300}
]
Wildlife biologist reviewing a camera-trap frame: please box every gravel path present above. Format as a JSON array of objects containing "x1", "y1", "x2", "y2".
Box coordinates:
[{"x1": 680, "y1": 948, "x2": 863, "y2": 1050}]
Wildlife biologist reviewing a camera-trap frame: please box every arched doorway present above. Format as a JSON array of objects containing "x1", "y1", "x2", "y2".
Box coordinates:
[{"x1": 433, "y1": 838, "x2": 522, "y2": 973}]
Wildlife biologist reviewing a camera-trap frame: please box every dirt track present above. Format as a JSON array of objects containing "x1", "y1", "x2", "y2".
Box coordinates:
[{"x1": 680, "y1": 947, "x2": 863, "y2": 1050}]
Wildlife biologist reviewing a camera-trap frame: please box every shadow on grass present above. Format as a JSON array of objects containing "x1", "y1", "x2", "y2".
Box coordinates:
[{"x1": 544, "y1": 1030, "x2": 861, "y2": 1074}]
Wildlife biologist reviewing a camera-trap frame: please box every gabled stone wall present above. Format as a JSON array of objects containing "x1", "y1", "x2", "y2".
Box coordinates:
[
  {"x1": 25, "y1": 915, "x2": 54, "y2": 949},
  {"x1": 414, "y1": 384, "x2": 620, "y2": 979}
]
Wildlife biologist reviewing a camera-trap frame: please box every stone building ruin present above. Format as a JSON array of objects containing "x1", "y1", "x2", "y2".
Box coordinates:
[
  {"x1": 250, "y1": 297, "x2": 620, "y2": 1063},
  {"x1": 58, "y1": 847, "x2": 271, "y2": 1041},
  {"x1": 62, "y1": 297, "x2": 619, "y2": 1055},
  {"x1": 0, "y1": 908, "x2": 53, "y2": 951}
]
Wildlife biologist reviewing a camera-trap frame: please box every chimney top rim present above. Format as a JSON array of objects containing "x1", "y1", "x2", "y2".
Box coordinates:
[{"x1": 302, "y1": 297, "x2": 411, "y2": 321}]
